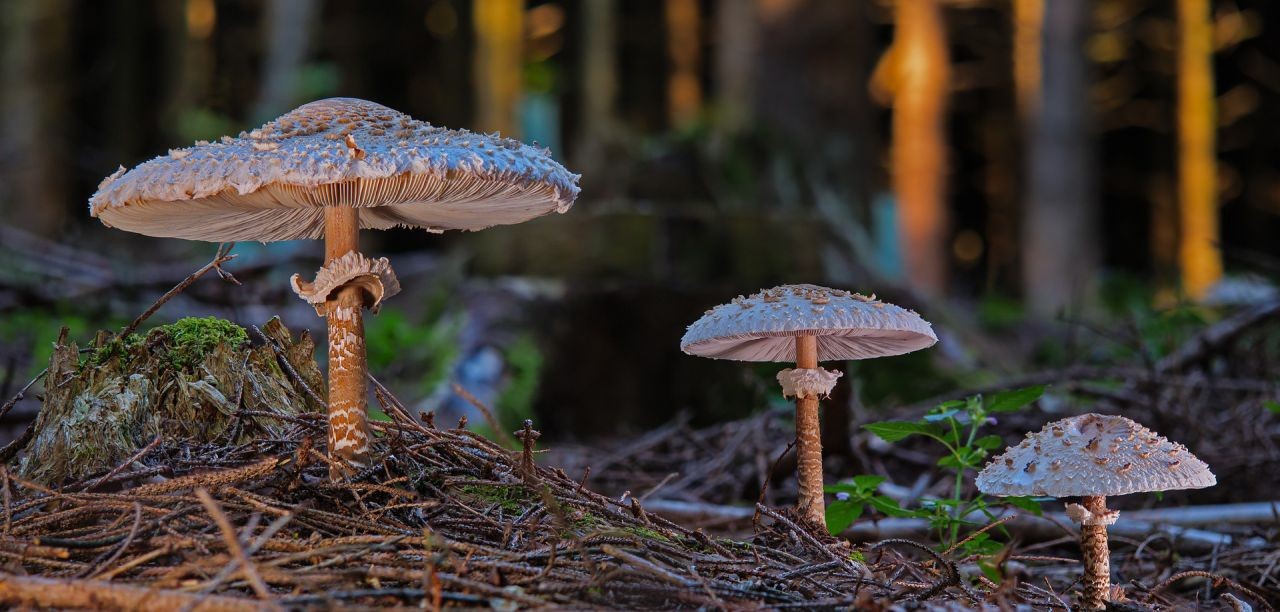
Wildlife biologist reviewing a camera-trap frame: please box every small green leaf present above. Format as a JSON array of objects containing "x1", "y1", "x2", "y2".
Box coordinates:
[
  {"x1": 863, "y1": 421, "x2": 943, "y2": 443},
  {"x1": 368, "y1": 408, "x2": 393, "y2": 422},
  {"x1": 851, "y1": 475, "x2": 888, "y2": 491},
  {"x1": 1004, "y1": 496, "x2": 1044, "y2": 516},
  {"x1": 825, "y1": 501, "x2": 863, "y2": 534},
  {"x1": 1266, "y1": 400, "x2": 1280, "y2": 415},
  {"x1": 978, "y1": 559, "x2": 1003, "y2": 583},
  {"x1": 976, "y1": 435, "x2": 1005, "y2": 450},
  {"x1": 868, "y1": 495, "x2": 917, "y2": 518},
  {"x1": 988, "y1": 385, "x2": 1046, "y2": 413}
]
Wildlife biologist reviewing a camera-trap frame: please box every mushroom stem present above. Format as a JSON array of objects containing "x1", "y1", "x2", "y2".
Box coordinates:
[
  {"x1": 793, "y1": 335, "x2": 825, "y2": 528},
  {"x1": 1079, "y1": 495, "x2": 1112, "y2": 610},
  {"x1": 323, "y1": 206, "x2": 371, "y2": 480}
]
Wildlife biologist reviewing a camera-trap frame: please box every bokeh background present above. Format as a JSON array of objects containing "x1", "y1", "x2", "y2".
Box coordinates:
[{"x1": 2, "y1": 0, "x2": 1278, "y2": 452}]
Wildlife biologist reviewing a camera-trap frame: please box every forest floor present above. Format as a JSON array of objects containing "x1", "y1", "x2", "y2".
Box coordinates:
[
  {"x1": 0, "y1": 363, "x2": 1275, "y2": 610},
  {"x1": 0, "y1": 250, "x2": 1277, "y2": 609}
]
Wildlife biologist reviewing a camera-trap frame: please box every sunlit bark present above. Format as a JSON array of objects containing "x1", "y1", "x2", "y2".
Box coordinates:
[
  {"x1": 1177, "y1": 0, "x2": 1221, "y2": 299},
  {"x1": 665, "y1": 0, "x2": 702, "y2": 126},
  {"x1": 473, "y1": 0, "x2": 524, "y2": 136},
  {"x1": 890, "y1": 0, "x2": 950, "y2": 296},
  {"x1": 1013, "y1": 0, "x2": 1044, "y2": 121}
]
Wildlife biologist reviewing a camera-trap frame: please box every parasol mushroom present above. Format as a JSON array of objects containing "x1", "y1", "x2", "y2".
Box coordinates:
[
  {"x1": 976, "y1": 413, "x2": 1216, "y2": 610},
  {"x1": 680, "y1": 284, "x2": 937, "y2": 527},
  {"x1": 90, "y1": 97, "x2": 580, "y2": 479}
]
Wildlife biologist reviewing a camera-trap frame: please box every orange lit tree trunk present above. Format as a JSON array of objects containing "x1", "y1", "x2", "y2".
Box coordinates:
[
  {"x1": 891, "y1": 0, "x2": 950, "y2": 297},
  {"x1": 473, "y1": 0, "x2": 524, "y2": 136},
  {"x1": 1022, "y1": 0, "x2": 1097, "y2": 316},
  {"x1": 665, "y1": 0, "x2": 702, "y2": 127},
  {"x1": 793, "y1": 335, "x2": 825, "y2": 528},
  {"x1": 1177, "y1": 0, "x2": 1221, "y2": 299},
  {"x1": 324, "y1": 207, "x2": 370, "y2": 479},
  {"x1": 1013, "y1": 0, "x2": 1044, "y2": 122}
]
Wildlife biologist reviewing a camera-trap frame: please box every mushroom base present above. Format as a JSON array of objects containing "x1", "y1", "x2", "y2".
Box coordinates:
[
  {"x1": 326, "y1": 288, "x2": 371, "y2": 479},
  {"x1": 1073, "y1": 495, "x2": 1115, "y2": 610}
]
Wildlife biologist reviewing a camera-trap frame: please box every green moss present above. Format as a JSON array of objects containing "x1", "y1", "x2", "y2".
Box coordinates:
[
  {"x1": 457, "y1": 484, "x2": 530, "y2": 513},
  {"x1": 622, "y1": 525, "x2": 672, "y2": 543},
  {"x1": 86, "y1": 317, "x2": 248, "y2": 371},
  {"x1": 163, "y1": 317, "x2": 249, "y2": 369}
]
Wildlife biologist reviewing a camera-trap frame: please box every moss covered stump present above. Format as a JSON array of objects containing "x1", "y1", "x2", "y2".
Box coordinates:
[{"x1": 20, "y1": 317, "x2": 324, "y2": 485}]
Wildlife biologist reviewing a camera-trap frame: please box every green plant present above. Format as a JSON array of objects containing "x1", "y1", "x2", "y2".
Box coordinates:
[
  {"x1": 495, "y1": 334, "x2": 543, "y2": 432},
  {"x1": 823, "y1": 475, "x2": 914, "y2": 534},
  {"x1": 828, "y1": 386, "x2": 1047, "y2": 550}
]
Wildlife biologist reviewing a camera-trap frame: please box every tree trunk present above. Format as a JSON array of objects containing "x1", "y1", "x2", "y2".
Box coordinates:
[
  {"x1": 891, "y1": 0, "x2": 951, "y2": 297},
  {"x1": 1022, "y1": 0, "x2": 1096, "y2": 316},
  {"x1": 1177, "y1": 0, "x2": 1221, "y2": 299},
  {"x1": 713, "y1": 0, "x2": 756, "y2": 134},
  {"x1": 0, "y1": 0, "x2": 69, "y2": 238},
  {"x1": 664, "y1": 0, "x2": 702, "y2": 127},
  {"x1": 254, "y1": 0, "x2": 320, "y2": 123},
  {"x1": 473, "y1": 0, "x2": 524, "y2": 135},
  {"x1": 574, "y1": 0, "x2": 619, "y2": 170}
]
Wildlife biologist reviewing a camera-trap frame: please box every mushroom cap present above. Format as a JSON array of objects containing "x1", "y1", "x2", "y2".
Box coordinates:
[
  {"x1": 976, "y1": 413, "x2": 1216, "y2": 498},
  {"x1": 680, "y1": 284, "x2": 938, "y2": 362},
  {"x1": 89, "y1": 98, "x2": 580, "y2": 242}
]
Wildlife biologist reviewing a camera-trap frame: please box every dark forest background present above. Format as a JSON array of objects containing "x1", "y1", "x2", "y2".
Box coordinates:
[{"x1": 2, "y1": 0, "x2": 1278, "y2": 443}]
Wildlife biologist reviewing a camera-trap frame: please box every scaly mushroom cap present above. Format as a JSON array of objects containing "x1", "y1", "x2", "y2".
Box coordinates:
[
  {"x1": 680, "y1": 284, "x2": 937, "y2": 362},
  {"x1": 89, "y1": 98, "x2": 580, "y2": 242},
  {"x1": 976, "y1": 413, "x2": 1216, "y2": 498}
]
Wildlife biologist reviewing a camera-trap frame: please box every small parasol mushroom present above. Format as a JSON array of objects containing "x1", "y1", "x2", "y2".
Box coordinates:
[
  {"x1": 681, "y1": 284, "x2": 937, "y2": 527},
  {"x1": 976, "y1": 413, "x2": 1216, "y2": 610},
  {"x1": 90, "y1": 98, "x2": 580, "y2": 479}
]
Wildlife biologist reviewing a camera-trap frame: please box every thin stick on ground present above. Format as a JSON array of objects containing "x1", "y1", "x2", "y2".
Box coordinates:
[
  {"x1": 195, "y1": 488, "x2": 277, "y2": 604},
  {"x1": 120, "y1": 243, "x2": 239, "y2": 338}
]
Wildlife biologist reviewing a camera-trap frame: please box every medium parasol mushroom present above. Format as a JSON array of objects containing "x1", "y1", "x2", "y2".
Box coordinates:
[
  {"x1": 681, "y1": 284, "x2": 937, "y2": 527},
  {"x1": 90, "y1": 98, "x2": 580, "y2": 479},
  {"x1": 976, "y1": 413, "x2": 1215, "y2": 610}
]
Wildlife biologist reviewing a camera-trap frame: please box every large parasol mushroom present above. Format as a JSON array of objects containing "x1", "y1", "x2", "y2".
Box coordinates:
[
  {"x1": 977, "y1": 413, "x2": 1216, "y2": 609},
  {"x1": 681, "y1": 284, "x2": 937, "y2": 527},
  {"x1": 90, "y1": 98, "x2": 580, "y2": 479}
]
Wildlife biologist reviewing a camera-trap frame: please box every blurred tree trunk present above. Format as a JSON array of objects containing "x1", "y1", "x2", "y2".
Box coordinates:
[
  {"x1": 254, "y1": 0, "x2": 319, "y2": 123},
  {"x1": 713, "y1": 0, "x2": 756, "y2": 134},
  {"x1": 575, "y1": 0, "x2": 619, "y2": 169},
  {"x1": 1013, "y1": 0, "x2": 1043, "y2": 122},
  {"x1": 0, "y1": 0, "x2": 69, "y2": 237},
  {"x1": 162, "y1": 0, "x2": 216, "y2": 142},
  {"x1": 1022, "y1": 0, "x2": 1096, "y2": 316},
  {"x1": 981, "y1": 0, "x2": 1044, "y2": 292},
  {"x1": 473, "y1": 0, "x2": 524, "y2": 136},
  {"x1": 664, "y1": 0, "x2": 702, "y2": 127},
  {"x1": 889, "y1": 0, "x2": 951, "y2": 297},
  {"x1": 1177, "y1": 0, "x2": 1221, "y2": 299}
]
